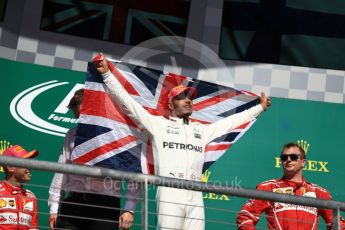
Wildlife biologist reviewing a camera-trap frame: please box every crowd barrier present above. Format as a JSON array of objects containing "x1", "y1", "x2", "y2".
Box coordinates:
[{"x1": 0, "y1": 157, "x2": 344, "y2": 229}]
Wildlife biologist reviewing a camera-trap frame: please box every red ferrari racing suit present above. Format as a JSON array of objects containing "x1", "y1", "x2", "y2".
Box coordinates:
[
  {"x1": 101, "y1": 69, "x2": 263, "y2": 230},
  {"x1": 237, "y1": 178, "x2": 345, "y2": 230},
  {"x1": 0, "y1": 181, "x2": 38, "y2": 230}
]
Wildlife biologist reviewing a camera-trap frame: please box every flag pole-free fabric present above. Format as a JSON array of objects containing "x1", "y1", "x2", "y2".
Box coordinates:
[{"x1": 71, "y1": 55, "x2": 260, "y2": 174}]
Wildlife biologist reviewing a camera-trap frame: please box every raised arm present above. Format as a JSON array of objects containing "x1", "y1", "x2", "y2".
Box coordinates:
[
  {"x1": 203, "y1": 93, "x2": 271, "y2": 144},
  {"x1": 260, "y1": 92, "x2": 271, "y2": 111},
  {"x1": 94, "y1": 54, "x2": 157, "y2": 134}
]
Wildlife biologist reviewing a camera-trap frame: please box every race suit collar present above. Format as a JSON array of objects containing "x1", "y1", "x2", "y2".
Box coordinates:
[
  {"x1": 280, "y1": 176, "x2": 307, "y2": 190},
  {"x1": 169, "y1": 116, "x2": 190, "y2": 125},
  {"x1": 3, "y1": 180, "x2": 25, "y2": 194}
]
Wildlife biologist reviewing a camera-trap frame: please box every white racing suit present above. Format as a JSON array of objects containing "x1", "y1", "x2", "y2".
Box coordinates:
[{"x1": 102, "y1": 70, "x2": 263, "y2": 230}]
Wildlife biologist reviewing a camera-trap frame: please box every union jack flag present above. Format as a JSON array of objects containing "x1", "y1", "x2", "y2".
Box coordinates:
[
  {"x1": 40, "y1": 0, "x2": 190, "y2": 46},
  {"x1": 220, "y1": 0, "x2": 345, "y2": 70},
  {"x1": 71, "y1": 58, "x2": 260, "y2": 174}
]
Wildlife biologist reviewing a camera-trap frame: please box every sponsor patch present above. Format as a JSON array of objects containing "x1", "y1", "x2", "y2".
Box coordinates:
[
  {"x1": 19, "y1": 212, "x2": 32, "y2": 226},
  {"x1": 162, "y1": 141, "x2": 203, "y2": 153},
  {"x1": 273, "y1": 187, "x2": 293, "y2": 195},
  {"x1": 0, "y1": 200, "x2": 7, "y2": 208},
  {"x1": 300, "y1": 187, "x2": 306, "y2": 195},
  {"x1": 0, "y1": 212, "x2": 32, "y2": 226},
  {"x1": 190, "y1": 174, "x2": 196, "y2": 180},
  {"x1": 189, "y1": 173, "x2": 201, "y2": 181},
  {"x1": 303, "y1": 192, "x2": 316, "y2": 198},
  {"x1": 0, "y1": 198, "x2": 16, "y2": 209},
  {"x1": 194, "y1": 133, "x2": 201, "y2": 139},
  {"x1": 274, "y1": 202, "x2": 317, "y2": 215},
  {"x1": 166, "y1": 129, "x2": 180, "y2": 135},
  {"x1": 23, "y1": 202, "x2": 33, "y2": 212},
  {"x1": 193, "y1": 128, "x2": 201, "y2": 139},
  {"x1": 8, "y1": 200, "x2": 15, "y2": 207}
]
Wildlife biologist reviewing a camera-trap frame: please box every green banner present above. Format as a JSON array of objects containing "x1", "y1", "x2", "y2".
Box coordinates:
[
  {"x1": 202, "y1": 97, "x2": 345, "y2": 228},
  {"x1": 0, "y1": 58, "x2": 85, "y2": 228},
  {"x1": 0, "y1": 58, "x2": 344, "y2": 229}
]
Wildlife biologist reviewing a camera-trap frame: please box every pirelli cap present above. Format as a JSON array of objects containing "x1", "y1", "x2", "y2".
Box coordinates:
[
  {"x1": 168, "y1": 85, "x2": 197, "y2": 103},
  {"x1": 2, "y1": 145, "x2": 39, "y2": 159}
]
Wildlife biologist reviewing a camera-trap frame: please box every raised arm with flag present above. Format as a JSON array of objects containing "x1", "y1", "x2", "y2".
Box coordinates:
[{"x1": 73, "y1": 53, "x2": 270, "y2": 230}]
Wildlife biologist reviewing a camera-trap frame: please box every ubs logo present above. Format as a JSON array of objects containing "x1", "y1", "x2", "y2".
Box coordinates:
[{"x1": 10, "y1": 80, "x2": 84, "y2": 137}]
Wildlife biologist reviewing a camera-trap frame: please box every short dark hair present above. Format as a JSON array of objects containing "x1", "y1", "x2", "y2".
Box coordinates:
[
  {"x1": 281, "y1": 142, "x2": 306, "y2": 159},
  {"x1": 68, "y1": 89, "x2": 84, "y2": 110}
]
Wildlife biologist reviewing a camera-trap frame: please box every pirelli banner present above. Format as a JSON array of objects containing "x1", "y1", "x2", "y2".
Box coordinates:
[{"x1": 0, "y1": 58, "x2": 345, "y2": 229}]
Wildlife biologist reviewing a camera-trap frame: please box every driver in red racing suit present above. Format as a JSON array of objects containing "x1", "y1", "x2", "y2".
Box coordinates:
[
  {"x1": 94, "y1": 54, "x2": 271, "y2": 230},
  {"x1": 0, "y1": 145, "x2": 39, "y2": 230},
  {"x1": 237, "y1": 143, "x2": 345, "y2": 230}
]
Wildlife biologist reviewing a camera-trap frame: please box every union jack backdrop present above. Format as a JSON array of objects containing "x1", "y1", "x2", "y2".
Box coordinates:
[
  {"x1": 71, "y1": 58, "x2": 260, "y2": 174},
  {"x1": 220, "y1": 0, "x2": 345, "y2": 70},
  {"x1": 40, "y1": 0, "x2": 190, "y2": 46},
  {"x1": 0, "y1": 0, "x2": 6, "y2": 22}
]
